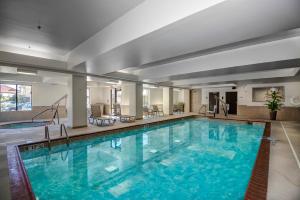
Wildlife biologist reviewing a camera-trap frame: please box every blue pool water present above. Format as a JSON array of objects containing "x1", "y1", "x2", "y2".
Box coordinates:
[
  {"x1": 0, "y1": 121, "x2": 49, "y2": 129},
  {"x1": 21, "y1": 119, "x2": 264, "y2": 200}
]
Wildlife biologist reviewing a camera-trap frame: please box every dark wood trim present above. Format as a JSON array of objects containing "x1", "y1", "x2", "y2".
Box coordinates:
[
  {"x1": 244, "y1": 122, "x2": 271, "y2": 200},
  {"x1": 7, "y1": 146, "x2": 35, "y2": 200}
]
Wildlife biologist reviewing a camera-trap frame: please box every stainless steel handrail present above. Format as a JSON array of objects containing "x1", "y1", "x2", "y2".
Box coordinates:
[
  {"x1": 60, "y1": 123, "x2": 70, "y2": 146},
  {"x1": 32, "y1": 94, "x2": 67, "y2": 123},
  {"x1": 44, "y1": 125, "x2": 51, "y2": 149},
  {"x1": 213, "y1": 95, "x2": 229, "y2": 117},
  {"x1": 198, "y1": 105, "x2": 207, "y2": 116}
]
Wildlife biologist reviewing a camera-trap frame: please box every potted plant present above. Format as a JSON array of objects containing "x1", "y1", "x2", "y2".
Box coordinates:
[{"x1": 265, "y1": 88, "x2": 283, "y2": 120}]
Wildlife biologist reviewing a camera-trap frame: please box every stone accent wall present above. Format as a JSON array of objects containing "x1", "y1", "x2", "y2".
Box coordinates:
[
  {"x1": 0, "y1": 106, "x2": 67, "y2": 122},
  {"x1": 237, "y1": 105, "x2": 300, "y2": 121}
]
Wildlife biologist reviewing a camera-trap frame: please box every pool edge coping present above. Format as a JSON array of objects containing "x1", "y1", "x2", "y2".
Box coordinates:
[
  {"x1": 245, "y1": 121, "x2": 271, "y2": 200},
  {"x1": 6, "y1": 116, "x2": 269, "y2": 200}
]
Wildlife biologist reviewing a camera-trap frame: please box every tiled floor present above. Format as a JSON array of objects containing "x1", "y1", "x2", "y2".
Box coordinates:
[
  {"x1": 1, "y1": 115, "x2": 300, "y2": 200},
  {"x1": 267, "y1": 121, "x2": 300, "y2": 200},
  {"x1": 0, "y1": 114, "x2": 194, "y2": 145}
]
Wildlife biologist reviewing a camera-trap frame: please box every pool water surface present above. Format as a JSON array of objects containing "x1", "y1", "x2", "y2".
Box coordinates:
[
  {"x1": 0, "y1": 121, "x2": 49, "y2": 129},
  {"x1": 21, "y1": 119, "x2": 264, "y2": 200}
]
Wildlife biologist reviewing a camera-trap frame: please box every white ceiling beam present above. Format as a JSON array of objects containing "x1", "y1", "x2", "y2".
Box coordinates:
[
  {"x1": 0, "y1": 51, "x2": 67, "y2": 70},
  {"x1": 138, "y1": 36, "x2": 300, "y2": 81},
  {"x1": 67, "y1": 0, "x2": 227, "y2": 68},
  {"x1": 173, "y1": 68, "x2": 300, "y2": 86}
]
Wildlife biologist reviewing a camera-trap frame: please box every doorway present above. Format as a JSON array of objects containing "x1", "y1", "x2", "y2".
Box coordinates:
[
  {"x1": 209, "y1": 92, "x2": 219, "y2": 114},
  {"x1": 225, "y1": 92, "x2": 237, "y2": 115}
]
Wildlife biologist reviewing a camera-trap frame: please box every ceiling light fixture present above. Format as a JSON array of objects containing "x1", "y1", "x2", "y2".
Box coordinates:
[
  {"x1": 17, "y1": 68, "x2": 37, "y2": 76},
  {"x1": 105, "y1": 80, "x2": 121, "y2": 85}
]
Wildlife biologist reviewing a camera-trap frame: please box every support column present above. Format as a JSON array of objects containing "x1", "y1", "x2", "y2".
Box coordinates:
[
  {"x1": 184, "y1": 89, "x2": 190, "y2": 113},
  {"x1": 67, "y1": 74, "x2": 87, "y2": 128},
  {"x1": 163, "y1": 87, "x2": 173, "y2": 115},
  {"x1": 121, "y1": 82, "x2": 143, "y2": 119},
  {"x1": 135, "y1": 82, "x2": 143, "y2": 119}
]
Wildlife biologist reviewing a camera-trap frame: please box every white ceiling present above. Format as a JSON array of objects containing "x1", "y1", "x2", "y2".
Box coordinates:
[
  {"x1": 0, "y1": 0, "x2": 300, "y2": 88},
  {"x1": 78, "y1": 0, "x2": 300, "y2": 75},
  {"x1": 0, "y1": 0, "x2": 144, "y2": 56}
]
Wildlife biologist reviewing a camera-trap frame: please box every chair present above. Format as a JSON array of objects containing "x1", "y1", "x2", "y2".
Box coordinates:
[
  {"x1": 96, "y1": 117, "x2": 116, "y2": 126},
  {"x1": 173, "y1": 104, "x2": 179, "y2": 113},
  {"x1": 89, "y1": 104, "x2": 102, "y2": 124},
  {"x1": 152, "y1": 105, "x2": 164, "y2": 116},
  {"x1": 89, "y1": 104, "x2": 115, "y2": 126},
  {"x1": 143, "y1": 106, "x2": 154, "y2": 118},
  {"x1": 120, "y1": 115, "x2": 136, "y2": 123},
  {"x1": 177, "y1": 102, "x2": 184, "y2": 113},
  {"x1": 112, "y1": 104, "x2": 136, "y2": 123}
]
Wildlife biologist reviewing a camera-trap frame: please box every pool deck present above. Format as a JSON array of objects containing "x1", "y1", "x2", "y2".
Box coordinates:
[{"x1": 0, "y1": 113, "x2": 300, "y2": 200}]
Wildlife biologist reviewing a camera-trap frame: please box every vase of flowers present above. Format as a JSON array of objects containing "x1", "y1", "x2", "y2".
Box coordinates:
[{"x1": 265, "y1": 88, "x2": 283, "y2": 120}]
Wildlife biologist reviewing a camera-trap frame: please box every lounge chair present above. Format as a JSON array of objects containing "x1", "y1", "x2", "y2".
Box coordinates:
[
  {"x1": 89, "y1": 104, "x2": 115, "y2": 126},
  {"x1": 89, "y1": 104, "x2": 102, "y2": 124},
  {"x1": 112, "y1": 104, "x2": 136, "y2": 123},
  {"x1": 96, "y1": 117, "x2": 116, "y2": 126},
  {"x1": 120, "y1": 115, "x2": 135, "y2": 123}
]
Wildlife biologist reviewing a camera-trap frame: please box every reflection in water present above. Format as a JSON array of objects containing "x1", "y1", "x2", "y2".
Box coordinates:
[
  {"x1": 209, "y1": 123, "x2": 220, "y2": 141},
  {"x1": 21, "y1": 119, "x2": 264, "y2": 200},
  {"x1": 111, "y1": 138, "x2": 122, "y2": 151},
  {"x1": 225, "y1": 125, "x2": 237, "y2": 143}
]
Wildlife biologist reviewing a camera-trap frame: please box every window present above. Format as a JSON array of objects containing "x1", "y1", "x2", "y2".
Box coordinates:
[
  {"x1": 87, "y1": 88, "x2": 90, "y2": 108},
  {"x1": 143, "y1": 89, "x2": 150, "y2": 107},
  {"x1": 116, "y1": 90, "x2": 122, "y2": 104},
  {"x1": 252, "y1": 86, "x2": 285, "y2": 102},
  {"x1": 17, "y1": 85, "x2": 32, "y2": 111},
  {"x1": 0, "y1": 84, "x2": 32, "y2": 111}
]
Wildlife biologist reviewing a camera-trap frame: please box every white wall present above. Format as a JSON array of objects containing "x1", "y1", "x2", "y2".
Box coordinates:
[
  {"x1": 89, "y1": 86, "x2": 111, "y2": 105},
  {"x1": 149, "y1": 88, "x2": 163, "y2": 105},
  {"x1": 173, "y1": 89, "x2": 184, "y2": 104},
  {"x1": 32, "y1": 83, "x2": 68, "y2": 106},
  {"x1": 201, "y1": 81, "x2": 300, "y2": 107},
  {"x1": 238, "y1": 82, "x2": 300, "y2": 107},
  {"x1": 121, "y1": 83, "x2": 136, "y2": 115}
]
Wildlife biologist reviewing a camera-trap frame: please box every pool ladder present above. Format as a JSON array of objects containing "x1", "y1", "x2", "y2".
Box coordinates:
[{"x1": 44, "y1": 123, "x2": 70, "y2": 149}]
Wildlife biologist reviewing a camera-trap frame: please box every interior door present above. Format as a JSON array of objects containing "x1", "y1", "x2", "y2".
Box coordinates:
[
  {"x1": 225, "y1": 92, "x2": 237, "y2": 115},
  {"x1": 209, "y1": 92, "x2": 219, "y2": 114}
]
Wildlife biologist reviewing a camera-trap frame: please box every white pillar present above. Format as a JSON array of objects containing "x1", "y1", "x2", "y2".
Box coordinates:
[
  {"x1": 163, "y1": 87, "x2": 173, "y2": 115},
  {"x1": 184, "y1": 89, "x2": 190, "y2": 113},
  {"x1": 135, "y1": 82, "x2": 143, "y2": 119},
  {"x1": 121, "y1": 82, "x2": 142, "y2": 119},
  {"x1": 67, "y1": 74, "x2": 87, "y2": 128}
]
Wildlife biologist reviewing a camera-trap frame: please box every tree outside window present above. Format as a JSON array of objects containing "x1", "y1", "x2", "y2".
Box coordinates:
[{"x1": 0, "y1": 84, "x2": 32, "y2": 111}]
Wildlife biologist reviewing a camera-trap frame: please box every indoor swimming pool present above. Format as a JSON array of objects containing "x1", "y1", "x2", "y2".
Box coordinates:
[{"x1": 20, "y1": 118, "x2": 265, "y2": 200}]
